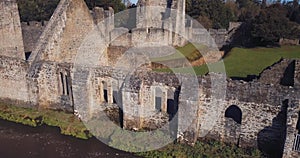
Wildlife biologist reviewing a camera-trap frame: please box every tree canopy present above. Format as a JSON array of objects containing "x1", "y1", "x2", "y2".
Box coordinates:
[
  {"x1": 17, "y1": 0, "x2": 60, "y2": 22},
  {"x1": 17, "y1": 0, "x2": 126, "y2": 22},
  {"x1": 186, "y1": 0, "x2": 237, "y2": 29},
  {"x1": 251, "y1": 3, "x2": 300, "y2": 46}
]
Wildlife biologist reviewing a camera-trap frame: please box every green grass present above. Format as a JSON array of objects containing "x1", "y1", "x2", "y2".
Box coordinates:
[
  {"x1": 136, "y1": 139, "x2": 262, "y2": 158},
  {"x1": 155, "y1": 46, "x2": 300, "y2": 78},
  {"x1": 0, "y1": 102, "x2": 91, "y2": 139},
  {"x1": 151, "y1": 43, "x2": 207, "y2": 62}
]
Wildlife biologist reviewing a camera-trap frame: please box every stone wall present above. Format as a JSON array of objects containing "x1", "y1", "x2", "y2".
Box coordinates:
[
  {"x1": 136, "y1": 0, "x2": 186, "y2": 46},
  {"x1": 209, "y1": 29, "x2": 227, "y2": 48},
  {"x1": 185, "y1": 27, "x2": 228, "y2": 48},
  {"x1": 109, "y1": 27, "x2": 172, "y2": 47},
  {"x1": 136, "y1": 0, "x2": 169, "y2": 29},
  {"x1": 21, "y1": 21, "x2": 48, "y2": 53},
  {"x1": 0, "y1": 56, "x2": 31, "y2": 106},
  {"x1": 29, "y1": 62, "x2": 73, "y2": 111},
  {"x1": 259, "y1": 59, "x2": 295, "y2": 86},
  {"x1": 28, "y1": 0, "x2": 95, "y2": 64},
  {"x1": 92, "y1": 6, "x2": 114, "y2": 42},
  {"x1": 294, "y1": 60, "x2": 300, "y2": 88},
  {"x1": 0, "y1": 0, "x2": 24, "y2": 59},
  {"x1": 110, "y1": 28, "x2": 132, "y2": 47},
  {"x1": 107, "y1": 46, "x2": 131, "y2": 65},
  {"x1": 92, "y1": 3, "x2": 187, "y2": 48},
  {"x1": 1, "y1": 54, "x2": 294, "y2": 155},
  {"x1": 228, "y1": 22, "x2": 242, "y2": 31},
  {"x1": 1, "y1": 0, "x2": 299, "y2": 157},
  {"x1": 69, "y1": 60, "x2": 299, "y2": 157},
  {"x1": 279, "y1": 38, "x2": 299, "y2": 46}
]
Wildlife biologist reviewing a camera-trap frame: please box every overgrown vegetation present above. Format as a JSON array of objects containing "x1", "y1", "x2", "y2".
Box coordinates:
[
  {"x1": 155, "y1": 46, "x2": 300, "y2": 78},
  {"x1": 0, "y1": 102, "x2": 91, "y2": 139},
  {"x1": 136, "y1": 139, "x2": 262, "y2": 158}
]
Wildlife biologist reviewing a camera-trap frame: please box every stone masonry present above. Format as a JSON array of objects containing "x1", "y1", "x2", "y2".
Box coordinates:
[
  {"x1": 0, "y1": 0, "x2": 299, "y2": 157},
  {"x1": 0, "y1": 0, "x2": 24, "y2": 59}
]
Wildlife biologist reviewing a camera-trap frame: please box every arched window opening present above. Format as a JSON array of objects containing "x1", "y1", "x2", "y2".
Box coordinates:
[
  {"x1": 155, "y1": 87, "x2": 163, "y2": 112},
  {"x1": 225, "y1": 105, "x2": 242, "y2": 124}
]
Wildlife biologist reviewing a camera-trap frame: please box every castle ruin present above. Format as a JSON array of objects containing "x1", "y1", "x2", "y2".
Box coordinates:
[{"x1": 0, "y1": 0, "x2": 300, "y2": 157}]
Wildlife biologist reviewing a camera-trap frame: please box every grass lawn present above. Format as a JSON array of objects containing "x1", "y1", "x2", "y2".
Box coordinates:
[
  {"x1": 155, "y1": 46, "x2": 300, "y2": 78},
  {"x1": 150, "y1": 43, "x2": 206, "y2": 62}
]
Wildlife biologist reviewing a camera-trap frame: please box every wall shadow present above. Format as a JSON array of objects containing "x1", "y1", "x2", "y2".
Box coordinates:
[
  {"x1": 280, "y1": 60, "x2": 295, "y2": 86},
  {"x1": 169, "y1": 86, "x2": 180, "y2": 139},
  {"x1": 257, "y1": 99, "x2": 288, "y2": 158}
]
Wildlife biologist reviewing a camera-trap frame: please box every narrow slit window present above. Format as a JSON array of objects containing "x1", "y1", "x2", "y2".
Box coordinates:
[
  {"x1": 60, "y1": 72, "x2": 65, "y2": 95},
  {"x1": 155, "y1": 87, "x2": 163, "y2": 112},
  {"x1": 65, "y1": 75, "x2": 69, "y2": 95},
  {"x1": 113, "y1": 91, "x2": 118, "y2": 104},
  {"x1": 102, "y1": 81, "x2": 108, "y2": 103}
]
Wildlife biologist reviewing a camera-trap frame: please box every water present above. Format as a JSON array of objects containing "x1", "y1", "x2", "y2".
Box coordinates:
[{"x1": 0, "y1": 119, "x2": 140, "y2": 158}]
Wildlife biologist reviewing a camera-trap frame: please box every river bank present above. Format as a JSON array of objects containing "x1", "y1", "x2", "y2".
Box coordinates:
[
  {"x1": 0, "y1": 102, "x2": 91, "y2": 139},
  {"x1": 0, "y1": 102, "x2": 263, "y2": 157},
  {"x1": 0, "y1": 119, "x2": 139, "y2": 158}
]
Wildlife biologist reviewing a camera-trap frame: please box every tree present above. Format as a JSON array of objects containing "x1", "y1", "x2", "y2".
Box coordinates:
[
  {"x1": 225, "y1": 0, "x2": 239, "y2": 21},
  {"x1": 197, "y1": 15, "x2": 212, "y2": 29},
  {"x1": 237, "y1": 0, "x2": 261, "y2": 22},
  {"x1": 186, "y1": 0, "x2": 237, "y2": 29},
  {"x1": 236, "y1": 0, "x2": 250, "y2": 8},
  {"x1": 17, "y1": 0, "x2": 126, "y2": 22},
  {"x1": 251, "y1": 4, "x2": 300, "y2": 46},
  {"x1": 261, "y1": 0, "x2": 267, "y2": 8},
  {"x1": 285, "y1": 0, "x2": 300, "y2": 24},
  {"x1": 17, "y1": 0, "x2": 60, "y2": 22}
]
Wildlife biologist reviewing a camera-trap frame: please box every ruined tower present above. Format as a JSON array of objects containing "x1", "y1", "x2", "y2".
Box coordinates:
[
  {"x1": 0, "y1": 0, "x2": 25, "y2": 59},
  {"x1": 136, "y1": 0, "x2": 185, "y2": 30},
  {"x1": 136, "y1": 0, "x2": 186, "y2": 46},
  {"x1": 136, "y1": 0, "x2": 168, "y2": 28}
]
